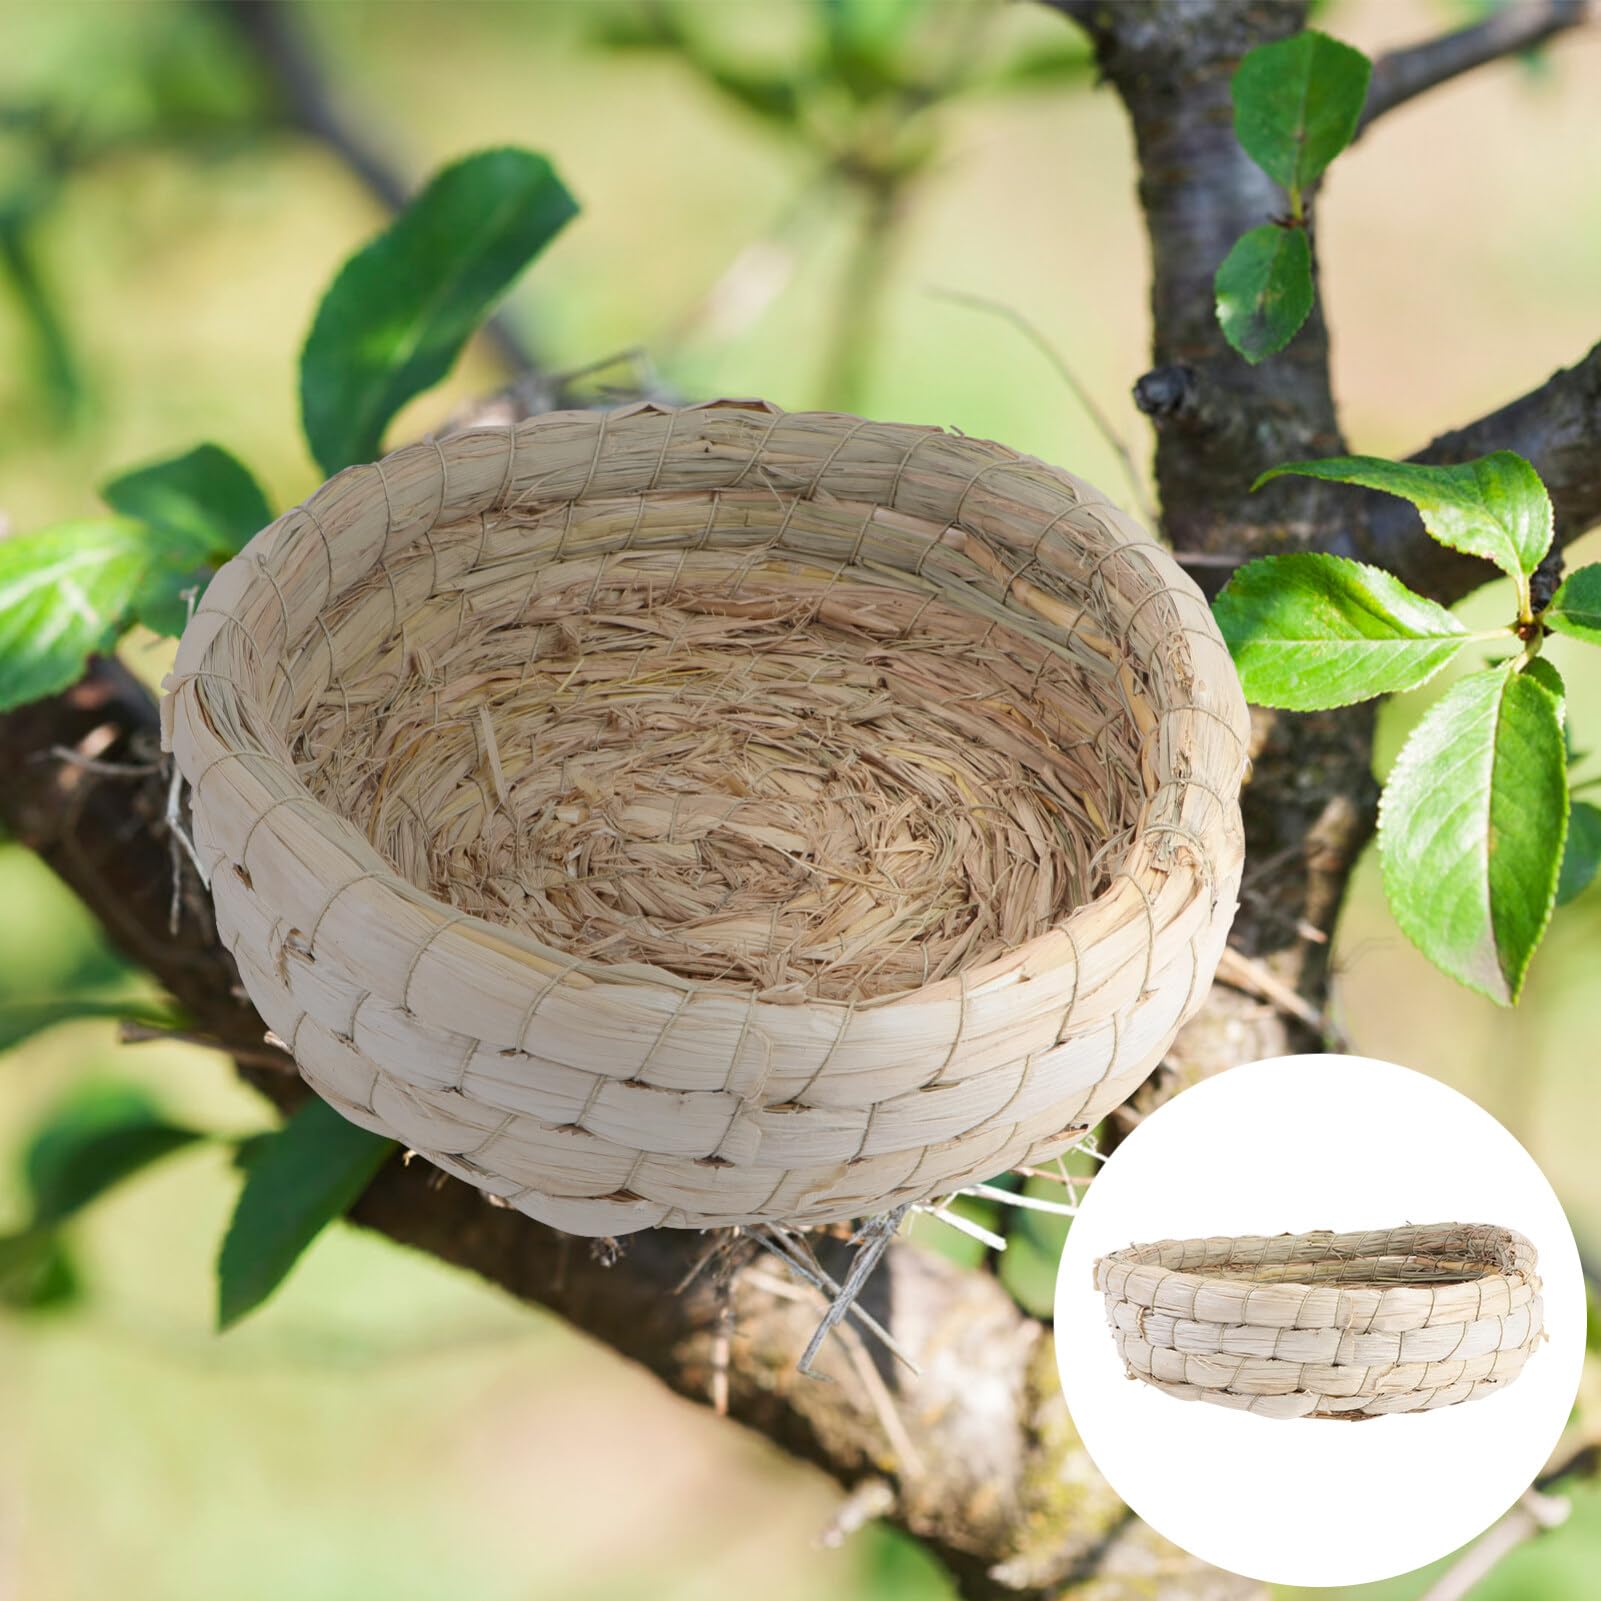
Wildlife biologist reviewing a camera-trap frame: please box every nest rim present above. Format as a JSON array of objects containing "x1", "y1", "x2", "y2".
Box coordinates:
[
  {"x1": 165, "y1": 399, "x2": 1249, "y2": 1234},
  {"x1": 1094, "y1": 1223, "x2": 1543, "y2": 1419}
]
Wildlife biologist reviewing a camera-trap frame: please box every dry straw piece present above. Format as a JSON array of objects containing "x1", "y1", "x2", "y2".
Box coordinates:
[
  {"x1": 1095, "y1": 1224, "x2": 1544, "y2": 1419},
  {"x1": 164, "y1": 400, "x2": 1248, "y2": 1235}
]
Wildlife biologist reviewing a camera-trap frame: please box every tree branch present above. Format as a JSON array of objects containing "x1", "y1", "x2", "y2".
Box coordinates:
[
  {"x1": 1051, "y1": 0, "x2": 1376, "y2": 1046},
  {"x1": 1416, "y1": 1420, "x2": 1601, "y2": 1601},
  {"x1": 0, "y1": 659, "x2": 1261, "y2": 1601},
  {"x1": 211, "y1": 0, "x2": 541, "y2": 378},
  {"x1": 1417, "y1": 1487, "x2": 1570, "y2": 1601},
  {"x1": 1352, "y1": 341, "x2": 1601, "y2": 606},
  {"x1": 1064, "y1": 1, "x2": 1349, "y2": 566},
  {"x1": 1359, "y1": 0, "x2": 1593, "y2": 135}
]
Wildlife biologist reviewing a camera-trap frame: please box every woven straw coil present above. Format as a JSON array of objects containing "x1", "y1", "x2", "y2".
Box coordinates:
[
  {"x1": 1095, "y1": 1224, "x2": 1543, "y2": 1419},
  {"x1": 164, "y1": 400, "x2": 1248, "y2": 1235}
]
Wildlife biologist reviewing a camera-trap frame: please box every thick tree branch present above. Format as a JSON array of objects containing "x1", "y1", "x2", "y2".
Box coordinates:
[
  {"x1": 1359, "y1": 1, "x2": 1593, "y2": 134},
  {"x1": 1060, "y1": 1, "x2": 1349, "y2": 565},
  {"x1": 1349, "y1": 341, "x2": 1601, "y2": 606},
  {"x1": 1053, "y1": 0, "x2": 1375, "y2": 1047},
  {"x1": 0, "y1": 659, "x2": 1260, "y2": 1601}
]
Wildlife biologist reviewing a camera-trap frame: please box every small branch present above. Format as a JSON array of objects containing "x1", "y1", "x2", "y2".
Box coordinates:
[
  {"x1": 211, "y1": 0, "x2": 540, "y2": 377},
  {"x1": 819, "y1": 178, "x2": 907, "y2": 410},
  {"x1": 1214, "y1": 946, "x2": 1326, "y2": 1035},
  {"x1": 933, "y1": 287, "x2": 1156, "y2": 527},
  {"x1": 118, "y1": 1019, "x2": 295, "y2": 1072},
  {"x1": 818, "y1": 1477, "x2": 896, "y2": 1548},
  {"x1": 1414, "y1": 1424, "x2": 1601, "y2": 1601},
  {"x1": 1131, "y1": 363, "x2": 1259, "y2": 461},
  {"x1": 1537, "y1": 1427, "x2": 1601, "y2": 1491},
  {"x1": 1417, "y1": 1488, "x2": 1570, "y2": 1601},
  {"x1": 1361, "y1": 341, "x2": 1601, "y2": 605},
  {"x1": 1359, "y1": 1, "x2": 1593, "y2": 134}
]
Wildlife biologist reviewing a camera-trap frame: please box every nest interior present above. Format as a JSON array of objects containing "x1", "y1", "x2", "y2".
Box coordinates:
[
  {"x1": 166, "y1": 402, "x2": 1248, "y2": 1234},
  {"x1": 295, "y1": 504, "x2": 1148, "y2": 1005},
  {"x1": 1126, "y1": 1224, "x2": 1530, "y2": 1287}
]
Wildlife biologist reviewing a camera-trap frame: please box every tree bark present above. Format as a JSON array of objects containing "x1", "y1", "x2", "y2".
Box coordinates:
[{"x1": 1061, "y1": 0, "x2": 1376, "y2": 1082}]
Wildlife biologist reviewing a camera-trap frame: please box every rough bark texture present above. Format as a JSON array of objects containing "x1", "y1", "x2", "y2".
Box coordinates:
[
  {"x1": 1060, "y1": 0, "x2": 1373, "y2": 1075},
  {"x1": 4, "y1": 3, "x2": 1599, "y2": 1596}
]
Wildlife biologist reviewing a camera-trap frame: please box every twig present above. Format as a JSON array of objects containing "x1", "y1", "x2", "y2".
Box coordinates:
[
  {"x1": 1416, "y1": 1487, "x2": 1570, "y2": 1601},
  {"x1": 795, "y1": 1209, "x2": 914, "y2": 1377},
  {"x1": 212, "y1": 0, "x2": 540, "y2": 377},
  {"x1": 954, "y1": 1181, "x2": 1078, "y2": 1218},
  {"x1": 1214, "y1": 946, "x2": 1326, "y2": 1035},
  {"x1": 1412, "y1": 1401, "x2": 1601, "y2": 1600},
  {"x1": 747, "y1": 1223, "x2": 920, "y2": 1375},
  {"x1": 1172, "y1": 551, "x2": 1249, "y2": 570},
  {"x1": 1367, "y1": 340, "x2": 1601, "y2": 604},
  {"x1": 46, "y1": 743, "x2": 162, "y2": 777},
  {"x1": 837, "y1": 1320, "x2": 925, "y2": 1477},
  {"x1": 817, "y1": 1477, "x2": 896, "y2": 1549},
  {"x1": 742, "y1": 1268, "x2": 924, "y2": 1475},
  {"x1": 164, "y1": 757, "x2": 210, "y2": 892},
  {"x1": 822, "y1": 179, "x2": 906, "y2": 410},
  {"x1": 929, "y1": 285, "x2": 1156, "y2": 527},
  {"x1": 118, "y1": 1019, "x2": 295, "y2": 1072},
  {"x1": 1360, "y1": 1, "x2": 1592, "y2": 134},
  {"x1": 928, "y1": 1202, "x2": 1008, "y2": 1252},
  {"x1": 665, "y1": 179, "x2": 828, "y2": 354},
  {"x1": 1537, "y1": 1427, "x2": 1601, "y2": 1491}
]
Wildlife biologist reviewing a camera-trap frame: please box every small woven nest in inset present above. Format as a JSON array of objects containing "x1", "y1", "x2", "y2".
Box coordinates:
[
  {"x1": 1095, "y1": 1224, "x2": 1543, "y2": 1419},
  {"x1": 165, "y1": 400, "x2": 1248, "y2": 1235}
]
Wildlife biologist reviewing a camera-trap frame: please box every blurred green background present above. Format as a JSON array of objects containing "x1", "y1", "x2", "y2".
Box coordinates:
[{"x1": 2, "y1": 1, "x2": 1598, "y2": 1597}]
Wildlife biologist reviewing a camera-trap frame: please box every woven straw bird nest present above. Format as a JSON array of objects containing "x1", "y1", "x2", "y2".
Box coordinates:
[
  {"x1": 1095, "y1": 1224, "x2": 1543, "y2": 1419},
  {"x1": 164, "y1": 400, "x2": 1248, "y2": 1235}
]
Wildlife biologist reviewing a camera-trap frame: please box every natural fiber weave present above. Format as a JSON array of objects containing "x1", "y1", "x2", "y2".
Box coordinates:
[
  {"x1": 1095, "y1": 1224, "x2": 1543, "y2": 1419},
  {"x1": 164, "y1": 400, "x2": 1248, "y2": 1234}
]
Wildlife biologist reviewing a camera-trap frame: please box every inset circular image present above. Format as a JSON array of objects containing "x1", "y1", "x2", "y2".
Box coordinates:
[{"x1": 1053, "y1": 1054, "x2": 1585, "y2": 1589}]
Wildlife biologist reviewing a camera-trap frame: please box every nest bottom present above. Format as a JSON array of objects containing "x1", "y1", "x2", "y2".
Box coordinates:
[{"x1": 299, "y1": 547, "x2": 1144, "y2": 1003}]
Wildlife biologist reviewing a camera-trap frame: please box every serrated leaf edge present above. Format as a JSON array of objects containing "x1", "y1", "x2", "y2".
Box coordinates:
[
  {"x1": 1215, "y1": 553, "x2": 1469, "y2": 711},
  {"x1": 1376, "y1": 667, "x2": 1567, "y2": 1005}
]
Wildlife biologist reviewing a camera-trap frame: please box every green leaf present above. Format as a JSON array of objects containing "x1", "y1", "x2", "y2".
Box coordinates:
[
  {"x1": 1213, "y1": 553, "x2": 1469, "y2": 710},
  {"x1": 997, "y1": 1198, "x2": 1072, "y2": 1319},
  {"x1": 1557, "y1": 800, "x2": 1601, "y2": 906},
  {"x1": 1254, "y1": 453, "x2": 1554, "y2": 606},
  {"x1": 301, "y1": 147, "x2": 578, "y2": 475},
  {"x1": 1232, "y1": 29, "x2": 1372, "y2": 194},
  {"x1": 0, "y1": 1231, "x2": 82, "y2": 1313},
  {"x1": 217, "y1": 1096, "x2": 394, "y2": 1329},
  {"x1": 1546, "y1": 563, "x2": 1601, "y2": 645},
  {"x1": 23, "y1": 1080, "x2": 204, "y2": 1228},
  {"x1": 103, "y1": 443, "x2": 271, "y2": 562},
  {"x1": 0, "y1": 219, "x2": 84, "y2": 428},
  {"x1": 0, "y1": 518, "x2": 209, "y2": 710},
  {"x1": 969, "y1": 37, "x2": 1095, "y2": 94},
  {"x1": 1215, "y1": 225, "x2": 1314, "y2": 364},
  {"x1": 1523, "y1": 654, "x2": 1566, "y2": 716},
  {"x1": 1378, "y1": 665, "x2": 1567, "y2": 1005}
]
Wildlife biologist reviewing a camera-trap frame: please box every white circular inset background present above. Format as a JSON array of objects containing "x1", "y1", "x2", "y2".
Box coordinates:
[{"x1": 1053, "y1": 1054, "x2": 1585, "y2": 1589}]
